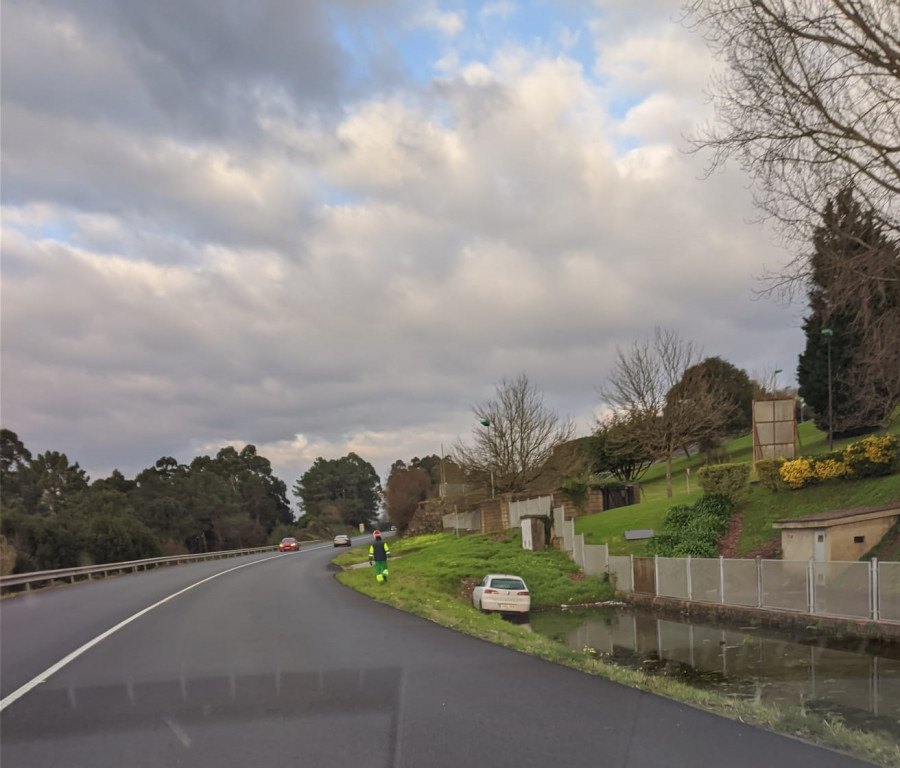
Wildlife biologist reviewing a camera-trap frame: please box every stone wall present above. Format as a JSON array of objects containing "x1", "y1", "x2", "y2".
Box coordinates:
[
  {"x1": 479, "y1": 498, "x2": 504, "y2": 533},
  {"x1": 406, "y1": 499, "x2": 447, "y2": 537},
  {"x1": 551, "y1": 489, "x2": 604, "y2": 518}
]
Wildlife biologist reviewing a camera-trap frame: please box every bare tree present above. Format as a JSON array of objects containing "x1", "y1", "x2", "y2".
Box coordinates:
[
  {"x1": 685, "y1": 0, "x2": 900, "y2": 294},
  {"x1": 384, "y1": 465, "x2": 431, "y2": 534},
  {"x1": 599, "y1": 327, "x2": 735, "y2": 498},
  {"x1": 453, "y1": 374, "x2": 575, "y2": 494}
]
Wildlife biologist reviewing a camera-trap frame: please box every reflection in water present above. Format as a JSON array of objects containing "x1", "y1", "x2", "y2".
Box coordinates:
[{"x1": 532, "y1": 608, "x2": 900, "y2": 739}]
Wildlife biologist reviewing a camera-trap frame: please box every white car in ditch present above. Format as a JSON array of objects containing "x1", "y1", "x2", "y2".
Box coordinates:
[{"x1": 472, "y1": 574, "x2": 531, "y2": 617}]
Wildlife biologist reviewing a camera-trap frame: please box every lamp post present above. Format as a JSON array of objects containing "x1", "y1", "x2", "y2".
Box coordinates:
[
  {"x1": 773, "y1": 368, "x2": 782, "y2": 395},
  {"x1": 479, "y1": 417, "x2": 495, "y2": 498},
  {"x1": 821, "y1": 328, "x2": 834, "y2": 451}
]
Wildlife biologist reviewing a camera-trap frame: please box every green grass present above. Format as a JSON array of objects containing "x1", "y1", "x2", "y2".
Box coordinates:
[
  {"x1": 575, "y1": 489, "x2": 703, "y2": 555},
  {"x1": 575, "y1": 418, "x2": 900, "y2": 558},
  {"x1": 335, "y1": 531, "x2": 614, "y2": 609},
  {"x1": 738, "y1": 473, "x2": 900, "y2": 555}
]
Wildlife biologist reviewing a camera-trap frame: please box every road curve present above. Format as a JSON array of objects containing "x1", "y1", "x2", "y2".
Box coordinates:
[{"x1": 0, "y1": 538, "x2": 869, "y2": 767}]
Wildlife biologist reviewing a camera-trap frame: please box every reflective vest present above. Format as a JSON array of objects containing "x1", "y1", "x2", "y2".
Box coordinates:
[{"x1": 369, "y1": 540, "x2": 390, "y2": 562}]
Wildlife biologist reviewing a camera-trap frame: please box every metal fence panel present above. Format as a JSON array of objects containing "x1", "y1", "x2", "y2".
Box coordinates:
[
  {"x1": 690, "y1": 558, "x2": 721, "y2": 604},
  {"x1": 814, "y1": 561, "x2": 871, "y2": 620},
  {"x1": 633, "y1": 557, "x2": 656, "y2": 594},
  {"x1": 609, "y1": 556, "x2": 633, "y2": 592},
  {"x1": 657, "y1": 557, "x2": 689, "y2": 599},
  {"x1": 583, "y1": 544, "x2": 608, "y2": 578},
  {"x1": 879, "y1": 562, "x2": 900, "y2": 623},
  {"x1": 761, "y1": 560, "x2": 809, "y2": 613},
  {"x1": 722, "y1": 560, "x2": 759, "y2": 606}
]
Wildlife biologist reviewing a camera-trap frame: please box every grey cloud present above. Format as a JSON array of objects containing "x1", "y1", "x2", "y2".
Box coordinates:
[
  {"x1": 2, "y1": 0, "x2": 349, "y2": 139},
  {"x1": 1, "y1": 1, "x2": 809, "y2": 491}
]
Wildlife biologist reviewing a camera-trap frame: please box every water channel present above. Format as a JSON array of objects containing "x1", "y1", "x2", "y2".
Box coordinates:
[{"x1": 529, "y1": 607, "x2": 900, "y2": 740}]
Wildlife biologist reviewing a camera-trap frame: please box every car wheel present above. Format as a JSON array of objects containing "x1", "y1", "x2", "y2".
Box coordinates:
[{"x1": 478, "y1": 600, "x2": 489, "y2": 615}]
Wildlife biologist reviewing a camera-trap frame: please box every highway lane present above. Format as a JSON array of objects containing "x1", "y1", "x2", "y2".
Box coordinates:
[
  {"x1": 1, "y1": 540, "x2": 871, "y2": 768},
  {"x1": 0, "y1": 547, "x2": 329, "y2": 699}
]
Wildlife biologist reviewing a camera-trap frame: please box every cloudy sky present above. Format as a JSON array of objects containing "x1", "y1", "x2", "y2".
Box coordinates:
[{"x1": 1, "y1": 0, "x2": 807, "y2": 496}]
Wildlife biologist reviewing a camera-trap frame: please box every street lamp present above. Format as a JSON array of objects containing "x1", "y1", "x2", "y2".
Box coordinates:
[
  {"x1": 821, "y1": 328, "x2": 834, "y2": 451},
  {"x1": 773, "y1": 368, "x2": 783, "y2": 394},
  {"x1": 479, "y1": 418, "x2": 495, "y2": 498}
]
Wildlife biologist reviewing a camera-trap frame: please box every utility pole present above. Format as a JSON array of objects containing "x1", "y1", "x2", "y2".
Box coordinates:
[
  {"x1": 821, "y1": 329, "x2": 834, "y2": 451},
  {"x1": 479, "y1": 418, "x2": 494, "y2": 498}
]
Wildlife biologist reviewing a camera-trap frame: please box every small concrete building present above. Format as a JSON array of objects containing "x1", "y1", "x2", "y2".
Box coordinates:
[{"x1": 773, "y1": 503, "x2": 900, "y2": 561}]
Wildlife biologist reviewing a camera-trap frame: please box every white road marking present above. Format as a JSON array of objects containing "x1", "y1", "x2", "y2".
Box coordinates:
[
  {"x1": 163, "y1": 716, "x2": 193, "y2": 748},
  {"x1": 0, "y1": 551, "x2": 302, "y2": 712}
]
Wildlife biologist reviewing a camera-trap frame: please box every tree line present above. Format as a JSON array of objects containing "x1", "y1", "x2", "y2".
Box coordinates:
[{"x1": 0, "y1": 433, "x2": 389, "y2": 576}]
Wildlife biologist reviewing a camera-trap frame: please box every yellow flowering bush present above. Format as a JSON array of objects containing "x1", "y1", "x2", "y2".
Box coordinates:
[
  {"x1": 814, "y1": 458, "x2": 852, "y2": 481},
  {"x1": 843, "y1": 435, "x2": 899, "y2": 478},
  {"x1": 779, "y1": 457, "x2": 816, "y2": 489}
]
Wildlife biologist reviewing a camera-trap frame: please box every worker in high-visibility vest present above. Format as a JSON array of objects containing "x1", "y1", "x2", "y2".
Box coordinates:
[{"x1": 368, "y1": 530, "x2": 391, "y2": 583}]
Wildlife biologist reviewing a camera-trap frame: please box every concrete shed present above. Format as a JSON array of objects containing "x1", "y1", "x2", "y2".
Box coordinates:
[{"x1": 773, "y1": 503, "x2": 900, "y2": 562}]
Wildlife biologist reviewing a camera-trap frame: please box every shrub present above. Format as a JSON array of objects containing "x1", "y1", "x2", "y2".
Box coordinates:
[
  {"x1": 646, "y1": 495, "x2": 735, "y2": 558},
  {"x1": 697, "y1": 463, "x2": 750, "y2": 503},
  {"x1": 755, "y1": 458, "x2": 787, "y2": 492},
  {"x1": 813, "y1": 458, "x2": 852, "y2": 481},
  {"x1": 779, "y1": 457, "x2": 817, "y2": 489},
  {"x1": 559, "y1": 478, "x2": 589, "y2": 511},
  {"x1": 693, "y1": 494, "x2": 737, "y2": 522},
  {"x1": 843, "y1": 435, "x2": 898, "y2": 478}
]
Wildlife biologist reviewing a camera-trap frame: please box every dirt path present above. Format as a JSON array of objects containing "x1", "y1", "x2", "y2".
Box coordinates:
[
  {"x1": 718, "y1": 510, "x2": 743, "y2": 558},
  {"x1": 718, "y1": 510, "x2": 781, "y2": 559}
]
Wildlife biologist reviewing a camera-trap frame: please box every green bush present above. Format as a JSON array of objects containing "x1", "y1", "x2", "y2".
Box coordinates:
[
  {"x1": 646, "y1": 495, "x2": 735, "y2": 558},
  {"x1": 755, "y1": 458, "x2": 787, "y2": 492},
  {"x1": 697, "y1": 463, "x2": 750, "y2": 503}
]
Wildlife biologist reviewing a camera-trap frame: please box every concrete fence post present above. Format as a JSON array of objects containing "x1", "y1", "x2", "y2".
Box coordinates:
[
  {"x1": 872, "y1": 558, "x2": 879, "y2": 622},
  {"x1": 807, "y1": 557, "x2": 816, "y2": 615},
  {"x1": 686, "y1": 556, "x2": 692, "y2": 600},
  {"x1": 654, "y1": 555, "x2": 660, "y2": 597},
  {"x1": 756, "y1": 557, "x2": 763, "y2": 608},
  {"x1": 719, "y1": 556, "x2": 725, "y2": 604},
  {"x1": 629, "y1": 554, "x2": 634, "y2": 593}
]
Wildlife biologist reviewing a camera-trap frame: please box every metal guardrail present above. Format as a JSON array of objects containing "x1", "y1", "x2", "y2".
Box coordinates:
[{"x1": 0, "y1": 544, "x2": 292, "y2": 593}]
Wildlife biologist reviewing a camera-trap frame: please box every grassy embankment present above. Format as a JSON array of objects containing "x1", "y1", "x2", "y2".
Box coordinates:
[
  {"x1": 334, "y1": 531, "x2": 900, "y2": 766},
  {"x1": 576, "y1": 419, "x2": 900, "y2": 557}
]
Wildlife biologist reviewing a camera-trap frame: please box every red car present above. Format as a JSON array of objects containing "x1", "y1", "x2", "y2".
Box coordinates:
[{"x1": 278, "y1": 537, "x2": 300, "y2": 552}]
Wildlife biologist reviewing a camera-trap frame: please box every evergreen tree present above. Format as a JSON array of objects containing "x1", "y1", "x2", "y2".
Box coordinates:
[
  {"x1": 293, "y1": 453, "x2": 382, "y2": 529},
  {"x1": 797, "y1": 189, "x2": 899, "y2": 434}
]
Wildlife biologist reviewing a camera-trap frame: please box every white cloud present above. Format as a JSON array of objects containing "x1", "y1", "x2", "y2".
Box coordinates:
[
  {"x1": 1, "y1": 0, "x2": 805, "y2": 492},
  {"x1": 412, "y1": 8, "x2": 465, "y2": 37},
  {"x1": 480, "y1": 1, "x2": 517, "y2": 21}
]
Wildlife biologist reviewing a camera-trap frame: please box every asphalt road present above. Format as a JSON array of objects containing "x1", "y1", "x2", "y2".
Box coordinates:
[{"x1": 0, "y1": 538, "x2": 873, "y2": 768}]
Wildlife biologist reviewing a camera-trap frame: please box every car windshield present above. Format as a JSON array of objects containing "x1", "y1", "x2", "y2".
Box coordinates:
[{"x1": 490, "y1": 578, "x2": 525, "y2": 591}]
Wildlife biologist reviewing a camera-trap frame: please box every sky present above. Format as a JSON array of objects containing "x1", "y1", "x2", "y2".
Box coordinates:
[{"x1": 0, "y1": 0, "x2": 808, "y2": 500}]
